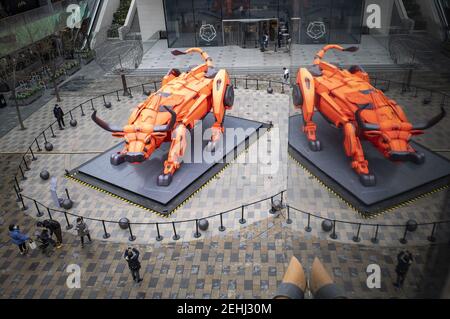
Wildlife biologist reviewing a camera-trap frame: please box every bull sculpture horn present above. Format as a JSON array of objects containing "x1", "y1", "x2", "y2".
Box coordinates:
[
  {"x1": 153, "y1": 106, "x2": 177, "y2": 133},
  {"x1": 91, "y1": 111, "x2": 123, "y2": 133},
  {"x1": 411, "y1": 107, "x2": 446, "y2": 130}
]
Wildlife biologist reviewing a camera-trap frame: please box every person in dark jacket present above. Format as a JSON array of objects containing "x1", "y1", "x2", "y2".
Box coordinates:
[
  {"x1": 124, "y1": 247, "x2": 142, "y2": 283},
  {"x1": 75, "y1": 217, "x2": 91, "y2": 248},
  {"x1": 35, "y1": 228, "x2": 55, "y2": 256},
  {"x1": 37, "y1": 220, "x2": 63, "y2": 248},
  {"x1": 53, "y1": 104, "x2": 65, "y2": 129},
  {"x1": 394, "y1": 250, "x2": 414, "y2": 288},
  {"x1": 9, "y1": 224, "x2": 30, "y2": 255}
]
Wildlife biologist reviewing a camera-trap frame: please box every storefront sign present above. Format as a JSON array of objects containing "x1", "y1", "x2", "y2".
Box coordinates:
[
  {"x1": 306, "y1": 21, "x2": 327, "y2": 40},
  {"x1": 199, "y1": 24, "x2": 217, "y2": 42}
]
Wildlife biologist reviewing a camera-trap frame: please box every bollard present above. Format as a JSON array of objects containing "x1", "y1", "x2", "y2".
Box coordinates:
[
  {"x1": 427, "y1": 223, "x2": 437, "y2": 243},
  {"x1": 13, "y1": 185, "x2": 21, "y2": 202},
  {"x1": 35, "y1": 138, "x2": 42, "y2": 151},
  {"x1": 353, "y1": 224, "x2": 361, "y2": 243},
  {"x1": 194, "y1": 219, "x2": 201, "y2": 238},
  {"x1": 330, "y1": 220, "x2": 337, "y2": 240},
  {"x1": 141, "y1": 84, "x2": 145, "y2": 94},
  {"x1": 14, "y1": 176, "x2": 22, "y2": 192},
  {"x1": 43, "y1": 131, "x2": 48, "y2": 144},
  {"x1": 256, "y1": 79, "x2": 259, "y2": 90},
  {"x1": 239, "y1": 205, "x2": 246, "y2": 224},
  {"x1": 286, "y1": 206, "x2": 292, "y2": 224},
  {"x1": 102, "y1": 220, "x2": 110, "y2": 239},
  {"x1": 371, "y1": 225, "x2": 379, "y2": 244},
  {"x1": 90, "y1": 99, "x2": 95, "y2": 111},
  {"x1": 154, "y1": 82, "x2": 158, "y2": 92},
  {"x1": 20, "y1": 194, "x2": 28, "y2": 211},
  {"x1": 116, "y1": 91, "x2": 120, "y2": 102},
  {"x1": 50, "y1": 125, "x2": 56, "y2": 138},
  {"x1": 80, "y1": 104, "x2": 85, "y2": 116},
  {"x1": 19, "y1": 165, "x2": 27, "y2": 180},
  {"x1": 29, "y1": 147, "x2": 36, "y2": 161},
  {"x1": 172, "y1": 222, "x2": 180, "y2": 241},
  {"x1": 155, "y1": 223, "x2": 163, "y2": 241},
  {"x1": 64, "y1": 212, "x2": 73, "y2": 230},
  {"x1": 22, "y1": 156, "x2": 30, "y2": 171},
  {"x1": 65, "y1": 188, "x2": 71, "y2": 201},
  {"x1": 399, "y1": 225, "x2": 408, "y2": 244},
  {"x1": 34, "y1": 200, "x2": 43, "y2": 217},
  {"x1": 305, "y1": 213, "x2": 312, "y2": 232},
  {"x1": 233, "y1": 77, "x2": 237, "y2": 89},
  {"x1": 46, "y1": 207, "x2": 53, "y2": 220},
  {"x1": 128, "y1": 223, "x2": 136, "y2": 241},
  {"x1": 219, "y1": 213, "x2": 226, "y2": 232},
  {"x1": 245, "y1": 78, "x2": 248, "y2": 89}
]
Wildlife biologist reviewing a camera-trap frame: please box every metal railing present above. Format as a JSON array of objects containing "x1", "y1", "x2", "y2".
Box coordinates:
[{"x1": 8, "y1": 76, "x2": 450, "y2": 244}]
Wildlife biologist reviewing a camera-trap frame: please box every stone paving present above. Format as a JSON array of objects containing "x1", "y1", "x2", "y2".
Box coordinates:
[
  {"x1": 1, "y1": 183, "x2": 448, "y2": 299},
  {"x1": 1, "y1": 72, "x2": 449, "y2": 299}
]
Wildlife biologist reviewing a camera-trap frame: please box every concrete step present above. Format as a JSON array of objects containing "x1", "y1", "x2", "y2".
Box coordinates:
[{"x1": 129, "y1": 64, "x2": 412, "y2": 77}]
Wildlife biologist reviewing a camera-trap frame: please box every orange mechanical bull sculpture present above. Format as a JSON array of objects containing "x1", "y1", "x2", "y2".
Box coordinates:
[
  {"x1": 293, "y1": 45, "x2": 446, "y2": 186},
  {"x1": 92, "y1": 48, "x2": 234, "y2": 186}
]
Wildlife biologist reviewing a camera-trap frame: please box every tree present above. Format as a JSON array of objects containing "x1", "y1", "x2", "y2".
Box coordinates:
[{"x1": 0, "y1": 56, "x2": 26, "y2": 130}]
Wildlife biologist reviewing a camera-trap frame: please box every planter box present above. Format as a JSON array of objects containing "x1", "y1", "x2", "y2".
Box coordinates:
[
  {"x1": 66, "y1": 65, "x2": 81, "y2": 76},
  {"x1": 82, "y1": 56, "x2": 95, "y2": 65},
  {"x1": 11, "y1": 90, "x2": 44, "y2": 106}
]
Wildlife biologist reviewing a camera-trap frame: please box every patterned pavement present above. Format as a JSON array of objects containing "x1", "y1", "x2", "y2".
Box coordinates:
[{"x1": 0, "y1": 75, "x2": 449, "y2": 299}]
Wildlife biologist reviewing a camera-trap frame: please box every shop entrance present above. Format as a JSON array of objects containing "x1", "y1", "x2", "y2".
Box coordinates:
[{"x1": 222, "y1": 18, "x2": 278, "y2": 48}]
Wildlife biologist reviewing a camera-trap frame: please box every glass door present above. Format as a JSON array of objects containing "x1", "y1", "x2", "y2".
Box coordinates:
[{"x1": 223, "y1": 20, "x2": 242, "y2": 46}]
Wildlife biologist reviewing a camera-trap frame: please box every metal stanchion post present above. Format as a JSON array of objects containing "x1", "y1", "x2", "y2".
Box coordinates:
[
  {"x1": 371, "y1": 225, "x2": 379, "y2": 244},
  {"x1": 34, "y1": 200, "x2": 43, "y2": 217},
  {"x1": 427, "y1": 223, "x2": 437, "y2": 243},
  {"x1": 330, "y1": 220, "x2": 337, "y2": 239},
  {"x1": 155, "y1": 223, "x2": 163, "y2": 241},
  {"x1": 64, "y1": 212, "x2": 73, "y2": 230},
  {"x1": 305, "y1": 213, "x2": 311, "y2": 232},
  {"x1": 239, "y1": 206, "x2": 246, "y2": 224},
  {"x1": 286, "y1": 206, "x2": 292, "y2": 224},
  {"x1": 353, "y1": 223, "x2": 361, "y2": 243},
  {"x1": 194, "y1": 219, "x2": 201, "y2": 238},
  {"x1": 128, "y1": 223, "x2": 136, "y2": 241},
  {"x1": 102, "y1": 220, "x2": 110, "y2": 239},
  {"x1": 219, "y1": 213, "x2": 226, "y2": 232},
  {"x1": 172, "y1": 222, "x2": 180, "y2": 240}
]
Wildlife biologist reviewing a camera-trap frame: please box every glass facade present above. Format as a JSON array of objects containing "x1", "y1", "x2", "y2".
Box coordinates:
[{"x1": 163, "y1": 0, "x2": 364, "y2": 47}]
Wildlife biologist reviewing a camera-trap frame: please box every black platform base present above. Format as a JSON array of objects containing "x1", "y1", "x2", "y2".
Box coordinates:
[
  {"x1": 288, "y1": 114, "x2": 450, "y2": 217},
  {"x1": 69, "y1": 114, "x2": 270, "y2": 216}
]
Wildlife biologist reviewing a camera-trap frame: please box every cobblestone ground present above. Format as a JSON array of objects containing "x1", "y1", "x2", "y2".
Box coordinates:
[
  {"x1": 1, "y1": 76, "x2": 449, "y2": 299},
  {"x1": 1, "y1": 169, "x2": 448, "y2": 299}
]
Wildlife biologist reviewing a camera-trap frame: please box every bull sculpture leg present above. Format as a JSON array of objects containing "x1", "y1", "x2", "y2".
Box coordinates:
[
  {"x1": 294, "y1": 68, "x2": 321, "y2": 151},
  {"x1": 206, "y1": 69, "x2": 233, "y2": 152},
  {"x1": 343, "y1": 122, "x2": 376, "y2": 186},
  {"x1": 157, "y1": 124, "x2": 188, "y2": 186}
]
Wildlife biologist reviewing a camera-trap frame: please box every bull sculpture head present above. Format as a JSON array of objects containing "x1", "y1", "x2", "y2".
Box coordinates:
[
  {"x1": 355, "y1": 105, "x2": 446, "y2": 163},
  {"x1": 91, "y1": 106, "x2": 177, "y2": 165}
]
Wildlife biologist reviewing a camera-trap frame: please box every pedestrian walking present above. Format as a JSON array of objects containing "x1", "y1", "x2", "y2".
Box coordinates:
[
  {"x1": 394, "y1": 250, "x2": 414, "y2": 288},
  {"x1": 283, "y1": 67, "x2": 290, "y2": 83},
  {"x1": 8, "y1": 224, "x2": 30, "y2": 255},
  {"x1": 75, "y1": 217, "x2": 91, "y2": 248},
  {"x1": 53, "y1": 104, "x2": 65, "y2": 130},
  {"x1": 37, "y1": 219, "x2": 63, "y2": 248},
  {"x1": 124, "y1": 247, "x2": 143, "y2": 283}
]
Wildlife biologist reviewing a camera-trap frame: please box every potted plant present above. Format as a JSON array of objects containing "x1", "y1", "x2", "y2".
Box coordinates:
[
  {"x1": 64, "y1": 60, "x2": 81, "y2": 76},
  {"x1": 11, "y1": 85, "x2": 44, "y2": 106}
]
